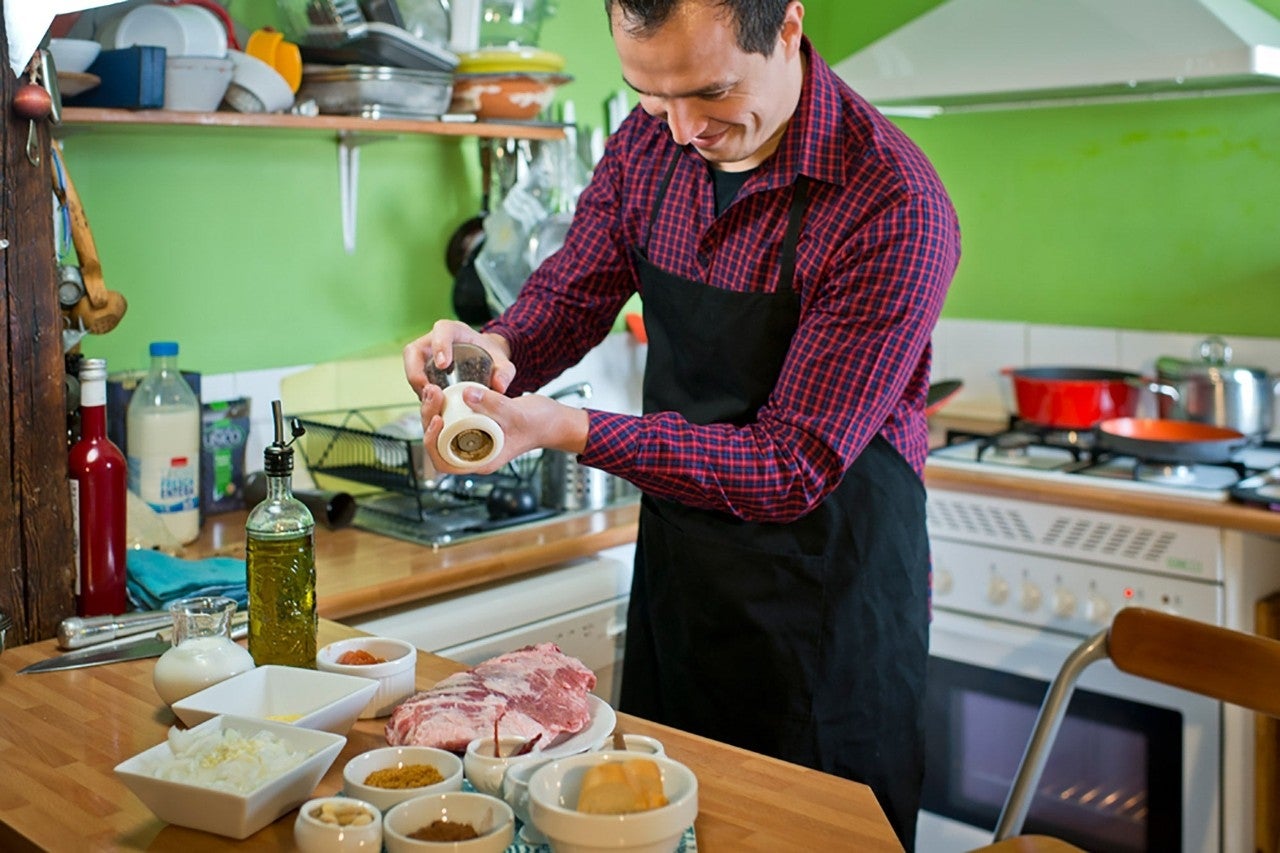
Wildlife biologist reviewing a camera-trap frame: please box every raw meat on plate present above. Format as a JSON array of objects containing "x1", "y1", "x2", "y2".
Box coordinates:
[{"x1": 386, "y1": 642, "x2": 596, "y2": 752}]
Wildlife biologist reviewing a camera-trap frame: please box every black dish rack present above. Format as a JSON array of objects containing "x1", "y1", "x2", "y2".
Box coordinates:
[{"x1": 293, "y1": 405, "x2": 555, "y2": 546}]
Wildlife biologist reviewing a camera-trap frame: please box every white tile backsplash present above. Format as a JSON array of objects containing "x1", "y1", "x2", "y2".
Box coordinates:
[{"x1": 931, "y1": 319, "x2": 1025, "y2": 417}]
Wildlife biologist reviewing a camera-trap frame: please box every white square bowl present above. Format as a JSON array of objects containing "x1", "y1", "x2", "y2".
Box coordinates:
[
  {"x1": 172, "y1": 665, "x2": 378, "y2": 734},
  {"x1": 114, "y1": 714, "x2": 346, "y2": 840}
]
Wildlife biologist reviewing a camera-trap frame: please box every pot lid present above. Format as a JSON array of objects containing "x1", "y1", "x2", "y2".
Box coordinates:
[{"x1": 1156, "y1": 336, "x2": 1270, "y2": 381}]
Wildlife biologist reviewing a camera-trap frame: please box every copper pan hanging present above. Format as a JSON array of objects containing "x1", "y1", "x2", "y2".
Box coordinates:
[{"x1": 1096, "y1": 418, "x2": 1250, "y2": 465}]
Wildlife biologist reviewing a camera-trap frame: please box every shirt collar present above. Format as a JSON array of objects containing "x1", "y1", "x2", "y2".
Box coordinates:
[{"x1": 763, "y1": 37, "x2": 847, "y2": 190}]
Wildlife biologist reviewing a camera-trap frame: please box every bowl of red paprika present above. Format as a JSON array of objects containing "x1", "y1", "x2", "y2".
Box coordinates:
[{"x1": 317, "y1": 636, "x2": 417, "y2": 719}]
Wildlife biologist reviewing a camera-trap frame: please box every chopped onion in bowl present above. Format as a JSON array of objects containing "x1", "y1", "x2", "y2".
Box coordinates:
[{"x1": 144, "y1": 726, "x2": 310, "y2": 794}]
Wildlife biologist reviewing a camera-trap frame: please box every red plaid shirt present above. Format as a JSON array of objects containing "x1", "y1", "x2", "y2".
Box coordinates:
[{"x1": 485, "y1": 39, "x2": 960, "y2": 522}]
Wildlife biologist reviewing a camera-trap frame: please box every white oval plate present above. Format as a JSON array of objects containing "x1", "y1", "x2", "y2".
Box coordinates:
[{"x1": 534, "y1": 695, "x2": 616, "y2": 760}]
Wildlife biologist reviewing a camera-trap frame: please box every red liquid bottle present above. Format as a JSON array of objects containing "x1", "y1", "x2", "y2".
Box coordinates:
[{"x1": 69, "y1": 358, "x2": 128, "y2": 616}]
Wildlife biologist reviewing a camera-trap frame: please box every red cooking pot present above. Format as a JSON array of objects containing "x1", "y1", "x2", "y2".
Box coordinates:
[{"x1": 1004, "y1": 367, "x2": 1143, "y2": 430}]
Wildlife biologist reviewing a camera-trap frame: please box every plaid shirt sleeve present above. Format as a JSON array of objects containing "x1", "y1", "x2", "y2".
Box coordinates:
[{"x1": 488, "y1": 42, "x2": 960, "y2": 523}]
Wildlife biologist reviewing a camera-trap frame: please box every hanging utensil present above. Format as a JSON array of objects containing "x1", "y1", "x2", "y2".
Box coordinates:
[{"x1": 51, "y1": 141, "x2": 127, "y2": 335}]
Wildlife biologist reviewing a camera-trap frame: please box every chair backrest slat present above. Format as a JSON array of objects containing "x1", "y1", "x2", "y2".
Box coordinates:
[{"x1": 1109, "y1": 608, "x2": 1280, "y2": 719}]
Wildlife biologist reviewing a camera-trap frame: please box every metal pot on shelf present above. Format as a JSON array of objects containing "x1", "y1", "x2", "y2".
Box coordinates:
[{"x1": 1150, "y1": 336, "x2": 1280, "y2": 439}]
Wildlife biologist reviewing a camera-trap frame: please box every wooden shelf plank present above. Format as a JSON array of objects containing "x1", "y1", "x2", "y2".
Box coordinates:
[{"x1": 59, "y1": 107, "x2": 567, "y2": 140}]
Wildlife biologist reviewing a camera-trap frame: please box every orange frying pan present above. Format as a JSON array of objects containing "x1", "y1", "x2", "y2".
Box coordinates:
[{"x1": 1097, "y1": 417, "x2": 1249, "y2": 464}]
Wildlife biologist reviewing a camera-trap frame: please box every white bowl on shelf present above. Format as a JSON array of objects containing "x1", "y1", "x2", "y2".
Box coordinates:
[
  {"x1": 171, "y1": 665, "x2": 378, "y2": 735},
  {"x1": 164, "y1": 55, "x2": 234, "y2": 111},
  {"x1": 48, "y1": 38, "x2": 101, "y2": 73},
  {"x1": 222, "y1": 49, "x2": 294, "y2": 113},
  {"x1": 316, "y1": 636, "x2": 417, "y2": 719},
  {"x1": 113, "y1": 714, "x2": 347, "y2": 840}
]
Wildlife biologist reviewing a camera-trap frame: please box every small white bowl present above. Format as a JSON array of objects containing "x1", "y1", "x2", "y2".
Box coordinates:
[
  {"x1": 294, "y1": 795, "x2": 383, "y2": 852},
  {"x1": 48, "y1": 38, "x2": 101, "y2": 73},
  {"x1": 343, "y1": 745, "x2": 463, "y2": 812},
  {"x1": 464, "y1": 736, "x2": 547, "y2": 798},
  {"x1": 114, "y1": 714, "x2": 347, "y2": 840},
  {"x1": 528, "y1": 751, "x2": 698, "y2": 853},
  {"x1": 317, "y1": 636, "x2": 417, "y2": 719},
  {"x1": 501, "y1": 757, "x2": 552, "y2": 845},
  {"x1": 594, "y1": 734, "x2": 665, "y2": 757},
  {"x1": 164, "y1": 55, "x2": 233, "y2": 111},
  {"x1": 383, "y1": 791, "x2": 514, "y2": 852},
  {"x1": 171, "y1": 665, "x2": 378, "y2": 735}
]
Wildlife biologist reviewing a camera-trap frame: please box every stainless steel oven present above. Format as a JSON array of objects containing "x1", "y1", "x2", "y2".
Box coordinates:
[{"x1": 917, "y1": 484, "x2": 1280, "y2": 853}]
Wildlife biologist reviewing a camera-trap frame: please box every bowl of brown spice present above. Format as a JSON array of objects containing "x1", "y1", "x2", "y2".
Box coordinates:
[
  {"x1": 342, "y1": 746, "x2": 463, "y2": 812},
  {"x1": 383, "y1": 791, "x2": 514, "y2": 852}
]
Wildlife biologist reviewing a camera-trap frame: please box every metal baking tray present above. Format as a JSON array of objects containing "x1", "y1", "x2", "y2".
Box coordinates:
[
  {"x1": 298, "y1": 64, "x2": 454, "y2": 117},
  {"x1": 301, "y1": 21, "x2": 458, "y2": 73}
]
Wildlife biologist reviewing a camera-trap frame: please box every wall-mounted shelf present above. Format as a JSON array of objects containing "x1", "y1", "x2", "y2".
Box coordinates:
[{"x1": 58, "y1": 107, "x2": 567, "y2": 141}]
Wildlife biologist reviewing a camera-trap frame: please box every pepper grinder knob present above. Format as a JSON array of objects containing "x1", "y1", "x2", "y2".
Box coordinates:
[{"x1": 426, "y1": 342, "x2": 494, "y2": 389}]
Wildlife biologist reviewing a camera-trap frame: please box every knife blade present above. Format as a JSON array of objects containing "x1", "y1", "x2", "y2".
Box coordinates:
[{"x1": 19, "y1": 618, "x2": 249, "y2": 674}]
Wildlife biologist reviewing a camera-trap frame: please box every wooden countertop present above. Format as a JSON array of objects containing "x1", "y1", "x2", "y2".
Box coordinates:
[
  {"x1": 0, "y1": 621, "x2": 903, "y2": 852},
  {"x1": 927, "y1": 414, "x2": 1280, "y2": 537},
  {"x1": 190, "y1": 503, "x2": 641, "y2": 621}
]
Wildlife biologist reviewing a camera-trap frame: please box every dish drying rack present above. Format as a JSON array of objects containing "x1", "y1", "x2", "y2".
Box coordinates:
[{"x1": 293, "y1": 405, "x2": 544, "y2": 528}]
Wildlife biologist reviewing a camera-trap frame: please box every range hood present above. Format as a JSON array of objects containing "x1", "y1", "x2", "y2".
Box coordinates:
[{"x1": 832, "y1": 0, "x2": 1280, "y2": 116}]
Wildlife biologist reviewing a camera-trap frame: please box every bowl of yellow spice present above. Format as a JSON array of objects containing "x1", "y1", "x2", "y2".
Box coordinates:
[{"x1": 342, "y1": 745, "x2": 463, "y2": 812}]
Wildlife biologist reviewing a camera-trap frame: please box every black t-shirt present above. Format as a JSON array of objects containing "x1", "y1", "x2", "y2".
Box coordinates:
[{"x1": 711, "y1": 166, "x2": 757, "y2": 216}]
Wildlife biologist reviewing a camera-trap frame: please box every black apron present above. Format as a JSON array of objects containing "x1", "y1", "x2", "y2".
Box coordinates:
[{"x1": 619, "y1": 149, "x2": 930, "y2": 851}]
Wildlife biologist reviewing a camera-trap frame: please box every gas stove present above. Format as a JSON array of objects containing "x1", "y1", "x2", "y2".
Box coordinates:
[{"x1": 930, "y1": 419, "x2": 1280, "y2": 505}]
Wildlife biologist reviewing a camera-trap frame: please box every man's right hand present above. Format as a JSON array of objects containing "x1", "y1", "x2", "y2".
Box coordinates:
[{"x1": 403, "y1": 320, "x2": 515, "y2": 399}]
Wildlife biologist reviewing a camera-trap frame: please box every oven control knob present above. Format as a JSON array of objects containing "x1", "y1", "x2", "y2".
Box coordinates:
[
  {"x1": 1052, "y1": 587, "x2": 1077, "y2": 618},
  {"x1": 934, "y1": 569, "x2": 954, "y2": 596},
  {"x1": 987, "y1": 574, "x2": 1010, "y2": 606},
  {"x1": 1019, "y1": 582, "x2": 1043, "y2": 612},
  {"x1": 1086, "y1": 593, "x2": 1112, "y2": 625}
]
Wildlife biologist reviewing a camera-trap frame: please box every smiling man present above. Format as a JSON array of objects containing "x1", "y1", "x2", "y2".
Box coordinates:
[{"x1": 403, "y1": 3, "x2": 960, "y2": 847}]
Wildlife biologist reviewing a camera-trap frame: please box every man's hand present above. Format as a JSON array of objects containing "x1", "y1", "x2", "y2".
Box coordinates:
[
  {"x1": 403, "y1": 320, "x2": 515, "y2": 399},
  {"x1": 420, "y1": 383, "x2": 591, "y2": 475}
]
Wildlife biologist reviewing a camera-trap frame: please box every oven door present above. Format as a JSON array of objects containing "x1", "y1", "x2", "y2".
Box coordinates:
[{"x1": 918, "y1": 609, "x2": 1221, "y2": 853}]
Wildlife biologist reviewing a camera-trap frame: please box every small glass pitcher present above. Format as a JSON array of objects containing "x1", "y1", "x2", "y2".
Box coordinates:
[{"x1": 152, "y1": 595, "x2": 255, "y2": 707}]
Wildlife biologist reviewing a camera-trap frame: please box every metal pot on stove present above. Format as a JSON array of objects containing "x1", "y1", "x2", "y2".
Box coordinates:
[{"x1": 1152, "y1": 336, "x2": 1280, "y2": 439}]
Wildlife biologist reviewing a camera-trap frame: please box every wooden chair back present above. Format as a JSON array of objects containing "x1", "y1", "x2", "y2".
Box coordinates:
[
  {"x1": 1108, "y1": 607, "x2": 1280, "y2": 718},
  {"x1": 993, "y1": 606, "x2": 1280, "y2": 844}
]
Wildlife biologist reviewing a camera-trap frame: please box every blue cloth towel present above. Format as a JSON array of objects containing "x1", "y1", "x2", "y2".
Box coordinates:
[{"x1": 126, "y1": 549, "x2": 248, "y2": 612}]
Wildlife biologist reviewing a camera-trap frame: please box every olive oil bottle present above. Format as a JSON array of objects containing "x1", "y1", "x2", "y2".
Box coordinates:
[{"x1": 246, "y1": 401, "x2": 316, "y2": 667}]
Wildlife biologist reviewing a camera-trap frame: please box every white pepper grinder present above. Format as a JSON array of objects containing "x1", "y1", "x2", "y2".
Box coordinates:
[{"x1": 426, "y1": 343, "x2": 504, "y2": 471}]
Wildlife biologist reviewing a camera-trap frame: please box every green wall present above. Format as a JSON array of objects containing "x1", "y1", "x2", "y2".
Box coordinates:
[{"x1": 70, "y1": 0, "x2": 1280, "y2": 376}]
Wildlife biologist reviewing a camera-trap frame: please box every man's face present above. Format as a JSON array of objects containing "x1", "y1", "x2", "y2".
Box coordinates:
[{"x1": 612, "y1": 0, "x2": 804, "y2": 172}]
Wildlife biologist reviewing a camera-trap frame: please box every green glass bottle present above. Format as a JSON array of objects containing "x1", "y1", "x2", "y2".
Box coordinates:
[{"x1": 246, "y1": 401, "x2": 316, "y2": 668}]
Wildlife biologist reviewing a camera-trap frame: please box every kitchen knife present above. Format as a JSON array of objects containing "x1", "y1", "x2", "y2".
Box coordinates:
[{"x1": 20, "y1": 618, "x2": 249, "y2": 674}]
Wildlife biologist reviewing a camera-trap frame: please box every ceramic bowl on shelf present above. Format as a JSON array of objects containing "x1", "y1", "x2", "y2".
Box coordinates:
[
  {"x1": 342, "y1": 745, "x2": 464, "y2": 812},
  {"x1": 527, "y1": 750, "x2": 698, "y2": 853},
  {"x1": 294, "y1": 796, "x2": 383, "y2": 852},
  {"x1": 163, "y1": 55, "x2": 234, "y2": 111},
  {"x1": 316, "y1": 636, "x2": 417, "y2": 719},
  {"x1": 171, "y1": 665, "x2": 378, "y2": 735},
  {"x1": 113, "y1": 714, "x2": 347, "y2": 840},
  {"x1": 382, "y1": 791, "x2": 514, "y2": 852},
  {"x1": 222, "y1": 49, "x2": 294, "y2": 113},
  {"x1": 48, "y1": 38, "x2": 101, "y2": 73},
  {"x1": 449, "y1": 72, "x2": 571, "y2": 121}
]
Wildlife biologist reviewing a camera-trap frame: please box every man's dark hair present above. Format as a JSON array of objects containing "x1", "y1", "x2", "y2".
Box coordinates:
[{"x1": 604, "y1": 0, "x2": 791, "y2": 57}]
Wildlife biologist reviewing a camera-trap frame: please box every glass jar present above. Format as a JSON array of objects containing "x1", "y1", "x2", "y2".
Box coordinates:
[
  {"x1": 152, "y1": 595, "x2": 255, "y2": 706},
  {"x1": 480, "y1": 0, "x2": 557, "y2": 47}
]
